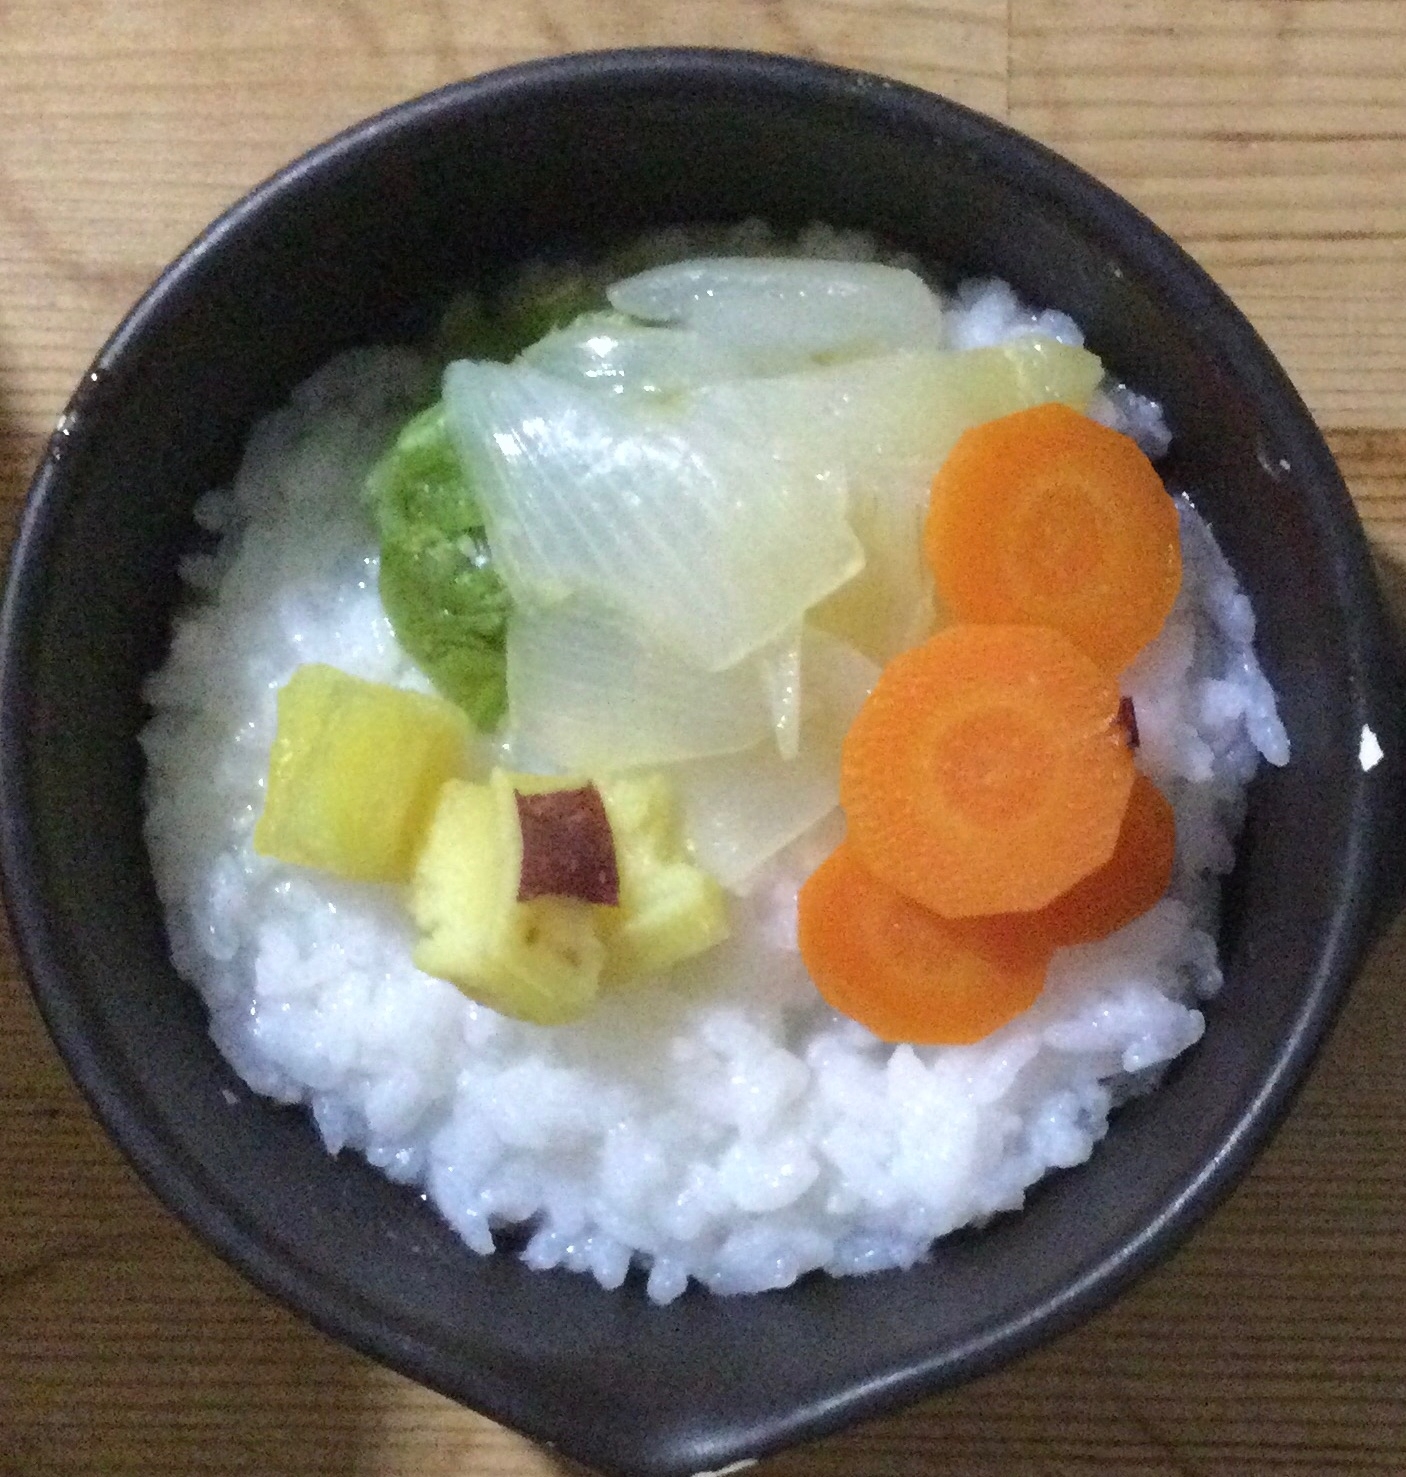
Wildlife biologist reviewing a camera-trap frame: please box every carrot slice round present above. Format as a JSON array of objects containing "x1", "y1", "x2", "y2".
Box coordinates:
[
  {"x1": 925, "y1": 402, "x2": 1182, "y2": 675},
  {"x1": 1029, "y1": 772, "x2": 1175, "y2": 945},
  {"x1": 841, "y1": 624, "x2": 1135, "y2": 918},
  {"x1": 959, "y1": 772, "x2": 1176, "y2": 955},
  {"x1": 799, "y1": 843, "x2": 1052, "y2": 1045}
]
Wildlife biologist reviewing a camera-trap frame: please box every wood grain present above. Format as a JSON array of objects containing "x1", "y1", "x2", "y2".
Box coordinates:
[
  {"x1": 3, "y1": 3, "x2": 1405, "y2": 1474},
  {"x1": 1011, "y1": 0, "x2": 1406, "y2": 429}
]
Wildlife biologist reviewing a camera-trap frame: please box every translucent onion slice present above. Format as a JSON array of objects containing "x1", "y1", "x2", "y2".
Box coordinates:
[
  {"x1": 518, "y1": 312, "x2": 749, "y2": 398},
  {"x1": 758, "y1": 627, "x2": 803, "y2": 761},
  {"x1": 507, "y1": 601, "x2": 778, "y2": 770},
  {"x1": 676, "y1": 631, "x2": 881, "y2": 892},
  {"x1": 770, "y1": 339, "x2": 1105, "y2": 660},
  {"x1": 442, "y1": 360, "x2": 865, "y2": 670},
  {"x1": 607, "y1": 258, "x2": 947, "y2": 370}
]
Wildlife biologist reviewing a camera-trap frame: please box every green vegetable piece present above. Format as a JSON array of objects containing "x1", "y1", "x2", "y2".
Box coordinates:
[
  {"x1": 432, "y1": 291, "x2": 511, "y2": 365},
  {"x1": 432, "y1": 270, "x2": 610, "y2": 365},
  {"x1": 367, "y1": 403, "x2": 511, "y2": 729},
  {"x1": 495, "y1": 265, "x2": 609, "y2": 357}
]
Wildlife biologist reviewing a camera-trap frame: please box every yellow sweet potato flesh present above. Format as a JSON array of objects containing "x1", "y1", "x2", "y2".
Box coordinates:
[{"x1": 253, "y1": 664, "x2": 469, "y2": 882}]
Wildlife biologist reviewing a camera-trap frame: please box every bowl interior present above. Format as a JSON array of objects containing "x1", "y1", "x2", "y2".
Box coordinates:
[{"x1": 3, "y1": 51, "x2": 1398, "y2": 1477}]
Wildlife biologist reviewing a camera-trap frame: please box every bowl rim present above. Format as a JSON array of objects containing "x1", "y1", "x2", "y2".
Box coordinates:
[{"x1": 3, "y1": 45, "x2": 1402, "y2": 1477}]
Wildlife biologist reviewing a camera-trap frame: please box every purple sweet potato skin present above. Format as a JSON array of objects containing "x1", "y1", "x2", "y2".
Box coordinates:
[{"x1": 516, "y1": 785, "x2": 620, "y2": 906}]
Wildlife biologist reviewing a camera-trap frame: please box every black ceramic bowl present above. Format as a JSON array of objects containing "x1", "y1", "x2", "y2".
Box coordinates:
[{"x1": 2, "y1": 48, "x2": 1403, "y2": 1477}]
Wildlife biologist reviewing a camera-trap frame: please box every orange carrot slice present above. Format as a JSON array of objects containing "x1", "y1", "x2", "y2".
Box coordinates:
[
  {"x1": 958, "y1": 772, "x2": 1176, "y2": 954},
  {"x1": 799, "y1": 843, "x2": 1053, "y2": 1045},
  {"x1": 925, "y1": 402, "x2": 1182, "y2": 675},
  {"x1": 1029, "y1": 771, "x2": 1175, "y2": 945},
  {"x1": 840, "y1": 624, "x2": 1135, "y2": 918}
]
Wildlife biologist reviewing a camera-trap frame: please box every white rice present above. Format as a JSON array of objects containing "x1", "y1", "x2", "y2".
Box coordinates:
[{"x1": 141, "y1": 255, "x2": 1288, "y2": 1302}]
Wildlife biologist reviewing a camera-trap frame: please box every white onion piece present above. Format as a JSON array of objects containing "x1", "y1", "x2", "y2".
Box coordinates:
[
  {"x1": 689, "y1": 340, "x2": 1103, "y2": 479},
  {"x1": 758, "y1": 628, "x2": 803, "y2": 761},
  {"x1": 442, "y1": 360, "x2": 864, "y2": 669},
  {"x1": 506, "y1": 601, "x2": 776, "y2": 770},
  {"x1": 519, "y1": 313, "x2": 749, "y2": 398},
  {"x1": 677, "y1": 631, "x2": 881, "y2": 892},
  {"x1": 607, "y1": 258, "x2": 947, "y2": 370},
  {"x1": 739, "y1": 339, "x2": 1103, "y2": 660}
]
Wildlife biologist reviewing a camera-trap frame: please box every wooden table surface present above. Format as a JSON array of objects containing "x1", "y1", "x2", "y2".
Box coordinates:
[{"x1": 3, "y1": 3, "x2": 1404, "y2": 1474}]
